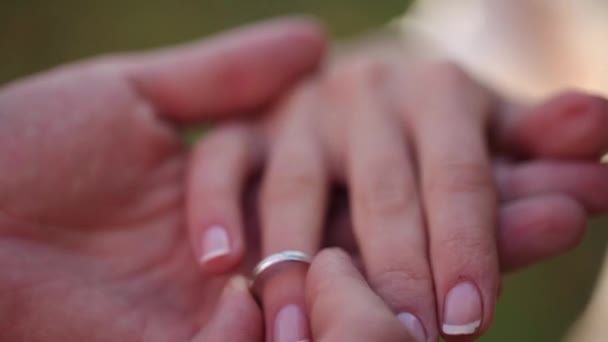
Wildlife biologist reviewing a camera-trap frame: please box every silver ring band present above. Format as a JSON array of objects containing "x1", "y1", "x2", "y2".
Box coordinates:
[{"x1": 249, "y1": 250, "x2": 312, "y2": 292}]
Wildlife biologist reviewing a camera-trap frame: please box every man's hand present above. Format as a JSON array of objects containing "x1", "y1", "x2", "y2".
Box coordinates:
[
  {"x1": 0, "y1": 17, "x2": 325, "y2": 341},
  {"x1": 197, "y1": 249, "x2": 418, "y2": 342}
]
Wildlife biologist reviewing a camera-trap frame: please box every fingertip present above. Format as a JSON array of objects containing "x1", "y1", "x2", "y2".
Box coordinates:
[
  {"x1": 270, "y1": 15, "x2": 328, "y2": 55},
  {"x1": 198, "y1": 224, "x2": 245, "y2": 275},
  {"x1": 217, "y1": 275, "x2": 260, "y2": 321},
  {"x1": 305, "y1": 248, "x2": 369, "y2": 321},
  {"x1": 199, "y1": 248, "x2": 245, "y2": 275},
  {"x1": 305, "y1": 248, "x2": 353, "y2": 302},
  {"x1": 193, "y1": 275, "x2": 262, "y2": 342},
  {"x1": 314, "y1": 247, "x2": 353, "y2": 264},
  {"x1": 515, "y1": 194, "x2": 586, "y2": 251},
  {"x1": 187, "y1": 125, "x2": 258, "y2": 275},
  {"x1": 224, "y1": 16, "x2": 327, "y2": 112},
  {"x1": 124, "y1": 16, "x2": 328, "y2": 121},
  {"x1": 441, "y1": 281, "x2": 484, "y2": 338},
  {"x1": 306, "y1": 249, "x2": 415, "y2": 341},
  {"x1": 224, "y1": 275, "x2": 251, "y2": 295},
  {"x1": 307, "y1": 248, "x2": 357, "y2": 286},
  {"x1": 517, "y1": 91, "x2": 608, "y2": 159},
  {"x1": 498, "y1": 194, "x2": 588, "y2": 271}
]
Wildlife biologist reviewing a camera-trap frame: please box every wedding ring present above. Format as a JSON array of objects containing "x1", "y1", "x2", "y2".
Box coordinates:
[{"x1": 249, "y1": 250, "x2": 312, "y2": 294}]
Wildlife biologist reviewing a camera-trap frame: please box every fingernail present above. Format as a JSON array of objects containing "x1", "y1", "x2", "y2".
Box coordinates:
[
  {"x1": 274, "y1": 304, "x2": 309, "y2": 342},
  {"x1": 397, "y1": 312, "x2": 427, "y2": 341},
  {"x1": 442, "y1": 281, "x2": 482, "y2": 335},
  {"x1": 200, "y1": 225, "x2": 231, "y2": 264}
]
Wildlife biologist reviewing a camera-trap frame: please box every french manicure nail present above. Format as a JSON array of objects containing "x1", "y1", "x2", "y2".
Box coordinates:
[
  {"x1": 442, "y1": 281, "x2": 482, "y2": 335},
  {"x1": 200, "y1": 225, "x2": 231, "y2": 264},
  {"x1": 397, "y1": 312, "x2": 427, "y2": 342},
  {"x1": 275, "y1": 304, "x2": 309, "y2": 342}
]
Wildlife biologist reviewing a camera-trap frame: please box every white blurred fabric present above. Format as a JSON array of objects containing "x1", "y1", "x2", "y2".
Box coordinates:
[{"x1": 397, "y1": 0, "x2": 608, "y2": 101}]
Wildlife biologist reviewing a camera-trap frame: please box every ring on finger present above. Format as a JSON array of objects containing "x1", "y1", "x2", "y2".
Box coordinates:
[{"x1": 249, "y1": 250, "x2": 312, "y2": 297}]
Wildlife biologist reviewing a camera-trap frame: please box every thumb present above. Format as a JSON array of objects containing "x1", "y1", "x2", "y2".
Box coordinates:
[
  {"x1": 121, "y1": 17, "x2": 327, "y2": 122},
  {"x1": 192, "y1": 276, "x2": 263, "y2": 342},
  {"x1": 496, "y1": 91, "x2": 608, "y2": 159},
  {"x1": 305, "y1": 249, "x2": 416, "y2": 342}
]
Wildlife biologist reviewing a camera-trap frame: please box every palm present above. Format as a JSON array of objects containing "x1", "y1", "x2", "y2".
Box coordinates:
[
  {"x1": 0, "y1": 18, "x2": 327, "y2": 342},
  {"x1": 0, "y1": 69, "x2": 230, "y2": 342}
]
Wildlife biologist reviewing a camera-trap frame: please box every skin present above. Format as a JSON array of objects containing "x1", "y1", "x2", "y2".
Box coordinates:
[
  {"x1": 191, "y1": 57, "x2": 608, "y2": 342},
  {"x1": 0, "y1": 17, "x2": 326, "y2": 342},
  {"x1": 2, "y1": 17, "x2": 608, "y2": 342},
  {"x1": 305, "y1": 248, "x2": 416, "y2": 342}
]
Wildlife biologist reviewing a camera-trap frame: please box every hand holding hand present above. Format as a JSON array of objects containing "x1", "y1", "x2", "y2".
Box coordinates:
[
  {"x1": 191, "y1": 58, "x2": 608, "y2": 341},
  {"x1": 0, "y1": 18, "x2": 325, "y2": 341}
]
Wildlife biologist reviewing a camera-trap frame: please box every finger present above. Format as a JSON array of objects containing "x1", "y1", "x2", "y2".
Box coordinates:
[
  {"x1": 337, "y1": 60, "x2": 435, "y2": 341},
  {"x1": 258, "y1": 84, "x2": 329, "y2": 342},
  {"x1": 407, "y1": 63, "x2": 499, "y2": 338},
  {"x1": 323, "y1": 193, "x2": 589, "y2": 275},
  {"x1": 119, "y1": 17, "x2": 326, "y2": 121},
  {"x1": 193, "y1": 276, "x2": 263, "y2": 342},
  {"x1": 305, "y1": 249, "x2": 414, "y2": 342},
  {"x1": 496, "y1": 160, "x2": 608, "y2": 214},
  {"x1": 188, "y1": 124, "x2": 262, "y2": 274},
  {"x1": 496, "y1": 91, "x2": 608, "y2": 159},
  {"x1": 497, "y1": 194, "x2": 587, "y2": 272},
  {"x1": 323, "y1": 189, "x2": 591, "y2": 275}
]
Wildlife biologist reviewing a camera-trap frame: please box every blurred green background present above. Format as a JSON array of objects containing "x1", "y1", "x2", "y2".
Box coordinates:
[{"x1": 1, "y1": 1, "x2": 607, "y2": 341}]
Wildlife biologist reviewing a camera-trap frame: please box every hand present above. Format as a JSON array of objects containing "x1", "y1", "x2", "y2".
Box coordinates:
[
  {"x1": 204, "y1": 248, "x2": 420, "y2": 342},
  {"x1": 190, "y1": 59, "x2": 608, "y2": 341},
  {"x1": 305, "y1": 248, "x2": 416, "y2": 342},
  {"x1": 0, "y1": 17, "x2": 326, "y2": 341}
]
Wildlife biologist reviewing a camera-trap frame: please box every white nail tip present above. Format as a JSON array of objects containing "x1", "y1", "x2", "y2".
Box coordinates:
[
  {"x1": 200, "y1": 225, "x2": 231, "y2": 264},
  {"x1": 200, "y1": 248, "x2": 230, "y2": 263},
  {"x1": 442, "y1": 320, "x2": 481, "y2": 335}
]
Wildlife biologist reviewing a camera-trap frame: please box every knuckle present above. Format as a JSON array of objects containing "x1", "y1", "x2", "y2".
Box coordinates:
[
  {"x1": 435, "y1": 227, "x2": 496, "y2": 263},
  {"x1": 424, "y1": 61, "x2": 471, "y2": 87},
  {"x1": 371, "y1": 266, "x2": 430, "y2": 288},
  {"x1": 327, "y1": 57, "x2": 387, "y2": 92},
  {"x1": 263, "y1": 162, "x2": 324, "y2": 204},
  {"x1": 439, "y1": 229, "x2": 485, "y2": 252},
  {"x1": 341, "y1": 56, "x2": 386, "y2": 77},
  {"x1": 413, "y1": 61, "x2": 492, "y2": 115},
  {"x1": 368, "y1": 265, "x2": 432, "y2": 303},
  {"x1": 357, "y1": 163, "x2": 416, "y2": 218},
  {"x1": 426, "y1": 160, "x2": 494, "y2": 196}
]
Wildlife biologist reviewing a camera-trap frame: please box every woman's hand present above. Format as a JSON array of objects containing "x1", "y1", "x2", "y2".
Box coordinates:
[
  {"x1": 305, "y1": 248, "x2": 416, "y2": 342},
  {"x1": 0, "y1": 18, "x2": 326, "y2": 341},
  {"x1": 204, "y1": 248, "x2": 422, "y2": 342},
  {"x1": 190, "y1": 58, "x2": 608, "y2": 341}
]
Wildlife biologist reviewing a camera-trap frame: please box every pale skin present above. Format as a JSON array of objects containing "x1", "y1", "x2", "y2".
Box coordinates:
[
  {"x1": 2, "y1": 16, "x2": 608, "y2": 342},
  {"x1": 0, "y1": 17, "x2": 327, "y2": 341},
  {"x1": 191, "y1": 55, "x2": 608, "y2": 341}
]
